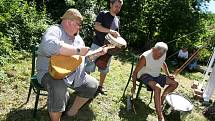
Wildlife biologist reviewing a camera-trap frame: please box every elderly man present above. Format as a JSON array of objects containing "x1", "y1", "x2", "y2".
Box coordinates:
[
  {"x1": 85, "y1": 0, "x2": 123, "y2": 95},
  {"x1": 36, "y1": 9, "x2": 104, "y2": 121},
  {"x1": 131, "y1": 42, "x2": 178, "y2": 121}
]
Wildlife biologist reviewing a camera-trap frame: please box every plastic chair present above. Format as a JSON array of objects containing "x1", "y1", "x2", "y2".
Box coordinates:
[
  {"x1": 26, "y1": 44, "x2": 47, "y2": 118},
  {"x1": 122, "y1": 53, "x2": 153, "y2": 104}
]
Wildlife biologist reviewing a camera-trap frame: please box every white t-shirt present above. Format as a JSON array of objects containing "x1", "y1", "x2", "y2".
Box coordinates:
[
  {"x1": 178, "y1": 49, "x2": 188, "y2": 59},
  {"x1": 137, "y1": 49, "x2": 166, "y2": 78}
]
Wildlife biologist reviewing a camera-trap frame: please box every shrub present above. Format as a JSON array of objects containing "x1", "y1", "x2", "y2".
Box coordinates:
[
  {"x1": 0, "y1": 0, "x2": 51, "y2": 51},
  {"x1": 0, "y1": 32, "x2": 13, "y2": 66}
]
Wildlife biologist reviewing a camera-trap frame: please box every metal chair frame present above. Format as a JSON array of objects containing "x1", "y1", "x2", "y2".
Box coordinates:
[
  {"x1": 122, "y1": 54, "x2": 153, "y2": 104},
  {"x1": 26, "y1": 45, "x2": 47, "y2": 118}
]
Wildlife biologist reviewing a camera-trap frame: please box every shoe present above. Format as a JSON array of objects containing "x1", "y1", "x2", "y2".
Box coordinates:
[{"x1": 97, "y1": 86, "x2": 107, "y2": 95}]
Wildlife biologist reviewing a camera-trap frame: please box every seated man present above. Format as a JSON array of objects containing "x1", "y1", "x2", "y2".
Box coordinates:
[
  {"x1": 188, "y1": 49, "x2": 198, "y2": 71},
  {"x1": 36, "y1": 9, "x2": 106, "y2": 121},
  {"x1": 177, "y1": 47, "x2": 189, "y2": 67},
  {"x1": 131, "y1": 42, "x2": 178, "y2": 121}
]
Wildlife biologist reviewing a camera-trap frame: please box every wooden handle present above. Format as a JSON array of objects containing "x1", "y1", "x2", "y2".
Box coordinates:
[{"x1": 174, "y1": 46, "x2": 204, "y2": 76}]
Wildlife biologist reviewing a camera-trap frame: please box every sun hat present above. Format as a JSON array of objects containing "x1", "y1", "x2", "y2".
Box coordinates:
[{"x1": 61, "y1": 8, "x2": 83, "y2": 21}]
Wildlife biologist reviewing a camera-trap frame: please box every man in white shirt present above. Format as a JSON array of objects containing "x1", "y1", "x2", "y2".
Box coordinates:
[
  {"x1": 177, "y1": 47, "x2": 189, "y2": 67},
  {"x1": 131, "y1": 42, "x2": 178, "y2": 121}
]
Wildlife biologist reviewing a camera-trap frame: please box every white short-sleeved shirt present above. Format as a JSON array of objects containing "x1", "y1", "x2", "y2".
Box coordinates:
[
  {"x1": 178, "y1": 49, "x2": 188, "y2": 59},
  {"x1": 137, "y1": 49, "x2": 166, "y2": 78}
]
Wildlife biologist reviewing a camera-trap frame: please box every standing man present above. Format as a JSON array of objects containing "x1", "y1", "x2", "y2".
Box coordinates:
[
  {"x1": 131, "y1": 42, "x2": 178, "y2": 121},
  {"x1": 85, "y1": 0, "x2": 123, "y2": 95},
  {"x1": 36, "y1": 9, "x2": 105, "y2": 121}
]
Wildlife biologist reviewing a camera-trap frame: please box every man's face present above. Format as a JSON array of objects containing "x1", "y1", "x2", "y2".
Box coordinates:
[
  {"x1": 152, "y1": 48, "x2": 165, "y2": 60},
  {"x1": 67, "y1": 19, "x2": 81, "y2": 36},
  {"x1": 110, "y1": 1, "x2": 123, "y2": 14}
]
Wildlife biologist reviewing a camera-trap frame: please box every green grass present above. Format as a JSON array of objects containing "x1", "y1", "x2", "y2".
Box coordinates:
[{"x1": 0, "y1": 52, "x2": 211, "y2": 121}]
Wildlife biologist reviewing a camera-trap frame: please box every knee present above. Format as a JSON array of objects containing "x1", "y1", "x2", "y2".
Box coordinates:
[
  {"x1": 46, "y1": 80, "x2": 68, "y2": 96},
  {"x1": 172, "y1": 81, "x2": 179, "y2": 89},
  {"x1": 85, "y1": 77, "x2": 99, "y2": 96},
  {"x1": 89, "y1": 79, "x2": 99, "y2": 91},
  {"x1": 154, "y1": 86, "x2": 161, "y2": 93},
  {"x1": 53, "y1": 86, "x2": 68, "y2": 98}
]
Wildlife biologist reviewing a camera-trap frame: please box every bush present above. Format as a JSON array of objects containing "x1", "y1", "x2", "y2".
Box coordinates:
[
  {"x1": 0, "y1": 0, "x2": 51, "y2": 51},
  {"x1": 0, "y1": 32, "x2": 13, "y2": 66},
  {"x1": 198, "y1": 48, "x2": 213, "y2": 65}
]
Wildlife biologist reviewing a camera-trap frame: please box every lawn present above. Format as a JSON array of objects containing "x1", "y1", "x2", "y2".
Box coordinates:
[{"x1": 0, "y1": 51, "x2": 211, "y2": 121}]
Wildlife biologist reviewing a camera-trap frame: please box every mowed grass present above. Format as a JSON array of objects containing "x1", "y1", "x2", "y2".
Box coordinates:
[{"x1": 0, "y1": 52, "x2": 210, "y2": 121}]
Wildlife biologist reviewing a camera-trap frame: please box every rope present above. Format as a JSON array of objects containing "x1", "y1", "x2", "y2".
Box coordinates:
[
  {"x1": 167, "y1": 24, "x2": 215, "y2": 44},
  {"x1": 166, "y1": 51, "x2": 179, "y2": 60}
]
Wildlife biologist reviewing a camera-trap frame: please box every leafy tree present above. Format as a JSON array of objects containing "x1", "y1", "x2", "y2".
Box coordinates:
[
  {"x1": 0, "y1": 0, "x2": 51, "y2": 50},
  {"x1": 120, "y1": 0, "x2": 209, "y2": 54}
]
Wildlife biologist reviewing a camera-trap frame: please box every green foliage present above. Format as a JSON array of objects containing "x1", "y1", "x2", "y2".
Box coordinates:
[
  {"x1": 0, "y1": 0, "x2": 51, "y2": 51},
  {"x1": 75, "y1": 0, "x2": 98, "y2": 46},
  {"x1": 199, "y1": 48, "x2": 213, "y2": 64},
  {"x1": 0, "y1": 32, "x2": 13, "y2": 66},
  {"x1": 0, "y1": 32, "x2": 13, "y2": 56},
  {"x1": 0, "y1": 0, "x2": 214, "y2": 64},
  {"x1": 44, "y1": 0, "x2": 72, "y2": 22},
  {"x1": 121, "y1": 0, "x2": 206, "y2": 52}
]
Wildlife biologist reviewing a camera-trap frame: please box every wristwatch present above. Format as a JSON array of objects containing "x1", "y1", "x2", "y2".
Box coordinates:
[{"x1": 76, "y1": 48, "x2": 81, "y2": 55}]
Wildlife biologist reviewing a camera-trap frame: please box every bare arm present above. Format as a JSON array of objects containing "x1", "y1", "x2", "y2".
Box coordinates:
[
  {"x1": 162, "y1": 62, "x2": 175, "y2": 79},
  {"x1": 131, "y1": 55, "x2": 146, "y2": 93},
  {"x1": 95, "y1": 22, "x2": 120, "y2": 37},
  {"x1": 162, "y1": 62, "x2": 170, "y2": 76},
  {"x1": 59, "y1": 42, "x2": 89, "y2": 56}
]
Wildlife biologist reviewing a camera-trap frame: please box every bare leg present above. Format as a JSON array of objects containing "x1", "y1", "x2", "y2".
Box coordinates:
[
  {"x1": 99, "y1": 72, "x2": 106, "y2": 86},
  {"x1": 161, "y1": 78, "x2": 178, "y2": 104},
  {"x1": 67, "y1": 96, "x2": 89, "y2": 116},
  {"x1": 49, "y1": 112, "x2": 62, "y2": 121},
  {"x1": 148, "y1": 81, "x2": 164, "y2": 121}
]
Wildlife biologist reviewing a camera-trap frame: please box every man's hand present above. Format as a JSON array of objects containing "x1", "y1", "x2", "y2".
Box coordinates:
[
  {"x1": 131, "y1": 74, "x2": 137, "y2": 83},
  {"x1": 168, "y1": 74, "x2": 175, "y2": 80},
  {"x1": 79, "y1": 47, "x2": 90, "y2": 56},
  {"x1": 131, "y1": 86, "x2": 136, "y2": 95},
  {"x1": 131, "y1": 73, "x2": 137, "y2": 94},
  {"x1": 109, "y1": 29, "x2": 120, "y2": 38}
]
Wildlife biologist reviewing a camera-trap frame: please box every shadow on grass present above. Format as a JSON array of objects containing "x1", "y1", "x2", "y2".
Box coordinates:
[
  {"x1": 63, "y1": 92, "x2": 96, "y2": 121},
  {"x1": 162, "y1": 104, "x2": 182, "y2": 121},
  {"x1": 5, "y1": 108, "x2": 49, "y2": 121},
  {"x1": 6, "y1": 92, "x2": 96, "y2": 121},
  {"x1": 163, "y1": 102, "x2": 195, "y2": 121},
  {"x1": 164, "y1": 110, "x2": 182, "y2": 121},
  {"x1": 118, "y1": 96, "x2": 154, "y2": 121}
]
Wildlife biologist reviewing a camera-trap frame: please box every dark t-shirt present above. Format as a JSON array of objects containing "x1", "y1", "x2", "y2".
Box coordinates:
[{"x1": 93, "y1": 11, "x2": 119, "y2": 46}]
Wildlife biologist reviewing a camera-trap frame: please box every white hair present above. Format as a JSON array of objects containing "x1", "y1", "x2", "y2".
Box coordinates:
[
  {"x1": 110, "y1": 0, "x2": 123, "y2": 4},
  {"x1": 154, "y1": 42, "x2": 168, "y2": 54}
]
